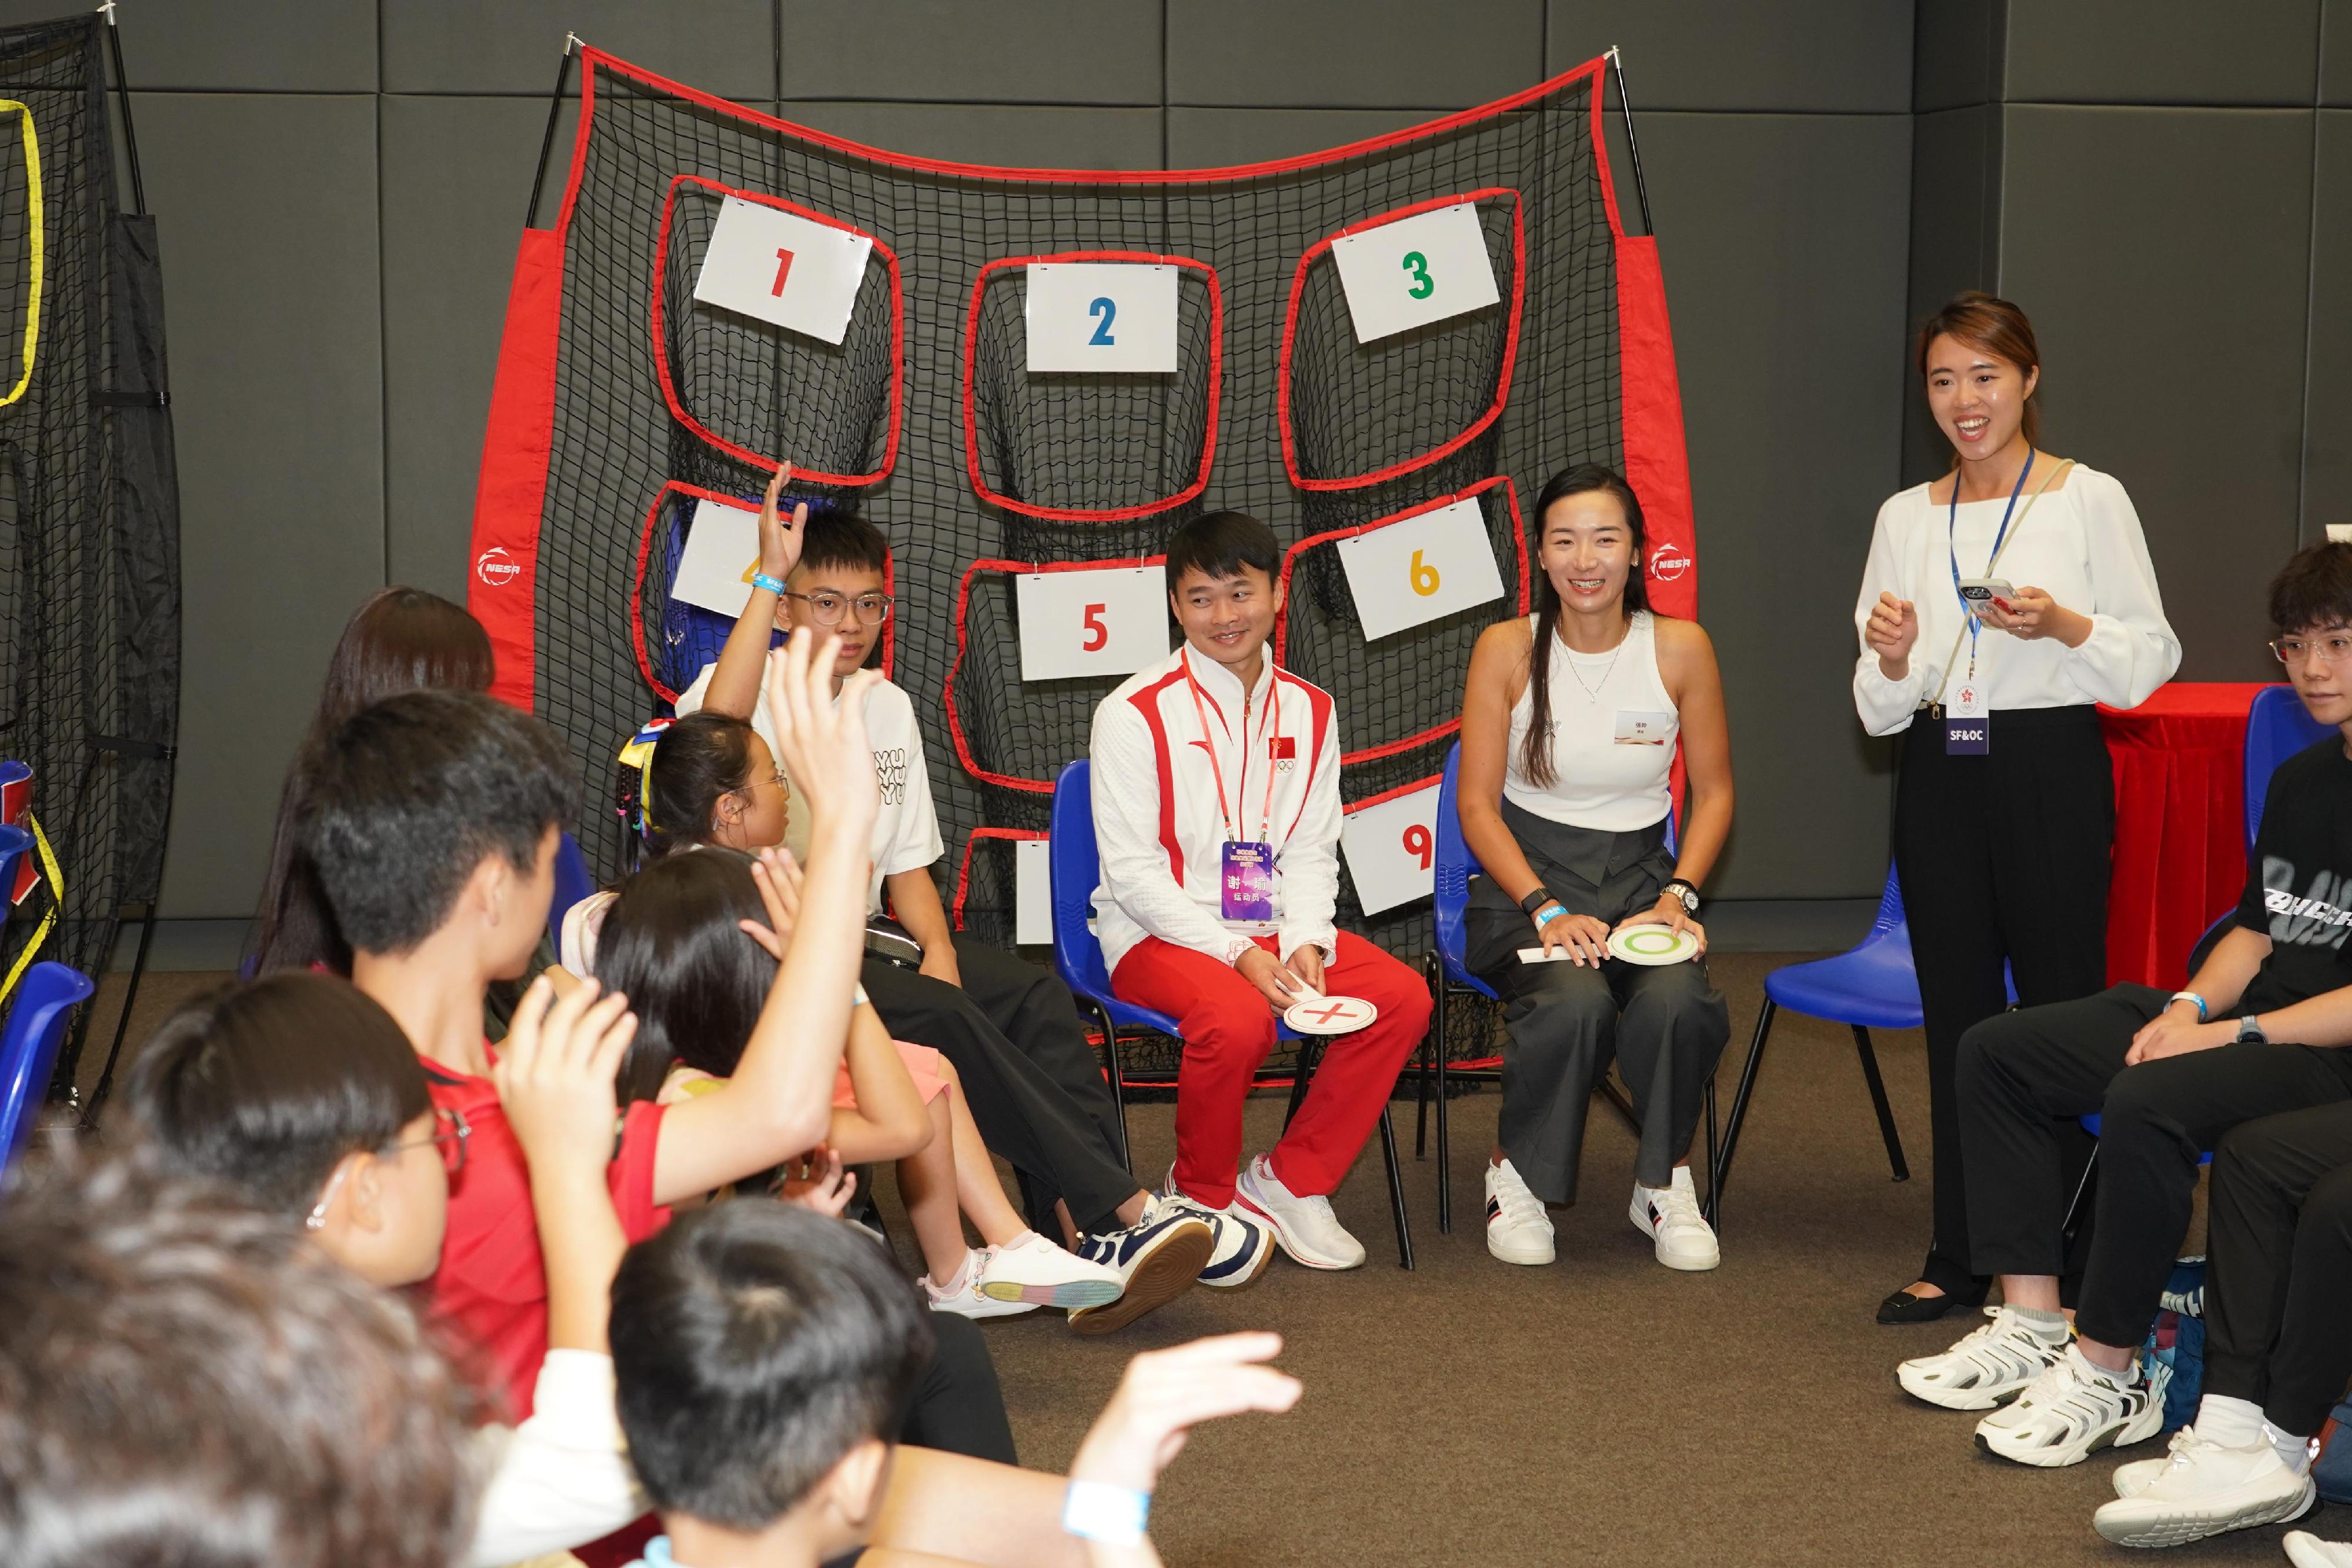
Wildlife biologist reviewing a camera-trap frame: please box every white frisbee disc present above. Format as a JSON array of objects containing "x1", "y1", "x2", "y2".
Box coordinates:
[
  {"x1": 1606, "y1": 925, "x2": 1700, "y2": 966},
  {"x1": 1282, "y1": 994, "x2": 1381, "y2": 1034}
]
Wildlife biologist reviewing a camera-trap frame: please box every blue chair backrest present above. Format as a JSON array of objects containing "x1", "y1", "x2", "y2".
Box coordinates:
[
  {"x1": 1050, "y1": 761, "x2": 1115, "y2": 1002},
  {"x1": 0, "y1": 961, "x2": 95, "y2": 1171},
  {"x1": 1869, "y1": 860, "x2": 1905, "y2": 936},
  {"x1": 0, "y1": 823, "x2": 31, "y2": 912},
  {"x1": 549, "y1": 831, "x2": 595, "y2": 952},
  {"x1": 1433, "y1": 743, "x2": 1482, "y2": 989},
  {"x1": 2246, "y1": 684, "x2": 2335, "y2": 846}
]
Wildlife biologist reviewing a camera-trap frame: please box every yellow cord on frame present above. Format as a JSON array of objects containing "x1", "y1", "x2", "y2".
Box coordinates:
[
  {"x1": 0, "y1": 813, "x2": 62, "y2": 1007},
  {"x1": 0, "y1": 101, "x2": 43, "y2": 409}
]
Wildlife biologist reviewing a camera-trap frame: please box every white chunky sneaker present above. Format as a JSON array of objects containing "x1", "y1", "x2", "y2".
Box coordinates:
[
  {"x1": 975, "y1": 1231, "x2": 1124, "y2": 1310},
  {"x1": 2113, "y1": 1427, "x2": 2201, "y2": 1498},
  {"x1": 1975, "y1": 1345, "x2": 2170, "y2": 1468},
  {"x1": 1065, "y1": 1196, "x2": 1215, "y2": 1336},
  {"x1": 1155, "y1": 1173, "x2": 1277, "y2": 1289},
  {"x1": 1235, "y1": 1154, "x2": 1366, "y2": 1271},
  {"x1": 1629, "y1": 1167, "x2": 1718, "y2": 1271},
  {"x1": 2091, "y1": 1430, "x2": 2316, "y2": 1546},
  {"x1": 1896, "y1": 1306, "x2": 2069, "y2": 1411},
  {"x1": 924, "y1": 1249, "x2": 1038, "y2": 1320},
  {"x1": 1483, "y1": 1158, "x2": 1555, "y2": 1265},
  {"x1": 2284, "y1": 1531, "x2": 2352, "y2": 1568}
]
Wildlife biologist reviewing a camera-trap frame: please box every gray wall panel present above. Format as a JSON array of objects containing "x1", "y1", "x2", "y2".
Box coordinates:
[
  {"x1": 1165, "y1": 107, "x2": 1435, "y2": 169},
  {"x1": 383, "y1": 0, "x2": 772, "y2": 98},
  {"x1": 135, "y1": 94, "x2": 385, "y2": 918},
  {"x1": 1911, "y1": 0, "x2": 2007, "y2": 112},
  {"x1": 774, "y1": 101, "x2": 1163, "y2": 170},
  {"x1": 1547, "y1": 1, "x2": 1912, "y2": 113},
  {"x1": 2326, "y1": 0, "x2": 2352, "y2": 106},
  {"x1": 1636, "y1": 112, "x2": 1913, "y2": 899},
  {"x1": 2001, "y1": 106, "x2": 2312, "y2": 680},
  {"x1": 1902, "y1": 104, "x2": 2002, "y2": 484},
  {"x1": 1167, "y1": 0, "x2": 1541, "y2": 109},
  {"x1": 0, "y1": 0, "x2": 380, "y2": 93},
  {"x1": 2305, "y1": 109, "x2": 2352, "y2": 543},
  {"x1": 2005, "y1": 1, "x2": 2318, "y2": 106},
  {"x1": 779, "y1": 0, "x2": 1161, "y2": 105}
]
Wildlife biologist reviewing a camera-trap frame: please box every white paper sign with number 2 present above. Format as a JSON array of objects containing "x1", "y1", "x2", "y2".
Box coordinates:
[
  {"x1": 1341, "y1": 783, "x2": 1441, "y2": 916},
  {"x1": 1335, "y1": 497, "x2": 1507, "y2": 641},
  {"x1": 693, "y1": 196, "x2": 873, "y2": 346},
  {"x1": 1328, "y1": 201, "x2": 1501, "y2": 344},
  {"x1": 1025, "y1": 262, "x2": 1180, "y2": 373},
  {"x1": 1015, "y1": 566, "x2": 1169, "y2": 682}
]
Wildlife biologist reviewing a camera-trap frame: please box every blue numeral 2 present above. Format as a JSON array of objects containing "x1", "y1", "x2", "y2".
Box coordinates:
[{"x1": 1088, "y1": 296, "x2": 1117, "y2": 346}]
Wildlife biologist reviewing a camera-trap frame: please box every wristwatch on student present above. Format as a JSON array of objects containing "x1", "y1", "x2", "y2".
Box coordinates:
[
  {"x1": 1518, "y1": 886, "x2": 1558, "y2": 917},
  {"x1": 2236, "y1": 1015, "x2": 2269, "y2": 1045},
  {"x1": 1661, "y1": 879, "x2": 1700, "y2": 914}
]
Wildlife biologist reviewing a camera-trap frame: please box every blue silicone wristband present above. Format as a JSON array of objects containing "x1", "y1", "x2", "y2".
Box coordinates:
[
  {"x1": 1533, "y1": 904, "x2": 1566, "y2": 930},
  {"x1": 750, "y1": 571, "x2": 786, "y2": 596},
  {"x1": 1062, "y1": 1480, "x2": 1150, "y2": 1544}
]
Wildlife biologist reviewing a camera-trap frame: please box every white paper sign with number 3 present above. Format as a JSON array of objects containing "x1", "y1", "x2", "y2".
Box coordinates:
[
  {"x1": 1328, "y1": 202, "x2": 1501, "y2": 344},
  {"x1": 1335, "y1": 497, "x2": 1507, "y2": 641},
  {"x1": 1014, "y1": 565, "x2": 1170, "y2": 682},
  {"x1": 1340, "y1": 782, "x2": 1441, "y2": 915}
]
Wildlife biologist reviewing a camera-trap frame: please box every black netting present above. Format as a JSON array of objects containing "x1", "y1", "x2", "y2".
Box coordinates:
[
  {"x1": 529, "y1": 55, "x2": 1621, "y2": 1027},
  {"x1": 0, "y1": 16, "x2": 178, "y2": 1100}
]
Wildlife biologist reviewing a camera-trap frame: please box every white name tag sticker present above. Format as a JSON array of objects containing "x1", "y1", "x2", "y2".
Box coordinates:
[
  {"x1": 670, "y1": 496, "x2": 761, "y2": 618},
  {"x1": 1014, "y1": 838, "x2": 1052, "y2": 946},
  {"x1": 1025, "y1": 262, "x2": 1180, "y2": 373},
  {"x1": 693, "y1": 196, "x2": 874, "y2": 346},
  {"x1": 1335, "y1": 497, "x2": 1508, "y2": 641},
  {"x1": 1614, "y1": 710, "x2": 1676, "y2": 747},
  {"x1": 1339, "y1": 783, "x2": 1439, "y2": 915},
  {"x1": 1329, "y1": 202, "x2": 1501, "y2": 344},
  {"x1": 1015, "y1": 566, "x2": 1169, "y2": 681}
]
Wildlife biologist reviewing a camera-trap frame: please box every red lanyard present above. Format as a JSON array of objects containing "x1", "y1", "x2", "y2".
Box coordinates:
[{"x1": 1183, "y1": 650, "x2": 1281, "y2": 846}]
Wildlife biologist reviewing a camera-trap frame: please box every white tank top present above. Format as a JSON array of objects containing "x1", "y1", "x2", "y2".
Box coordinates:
[{"x1": 1502, "y1": 610, "x2": 1677, "y2": 832}]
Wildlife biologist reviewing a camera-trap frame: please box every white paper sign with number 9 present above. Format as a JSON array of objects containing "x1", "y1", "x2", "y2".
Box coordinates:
[
  {"x1": 1025, "y1": 262, "x2": 1180, "y2": 373},
  {"x1": 1335, "y1": 497, "x2": 1508, "y2": 641},
  {"x1": 1341, "y1": 783, "x2": 1441, "y2": 915},
  {"x1": 693, "y1": 196, "x2": 874, "y2": 346},
  {"x1": 1014, "y1": 565, "x2": 1170, "y2": 682},
  {"x1": 1328, "y1": 202, "x2": 1501, "y2": 345}
]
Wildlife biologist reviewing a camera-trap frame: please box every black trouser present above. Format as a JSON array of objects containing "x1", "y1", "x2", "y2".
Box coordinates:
[
  {"x1": 1895, "y1": 704, "x2": 2113, "y2": 1297},
  {"x1": 2204, "y1": 1100, "x2": 2352, "y2": 1437},
  {"x1": 861, "y1": 933, "x2": 1138, "y2": 1235},
  {"x1": 1958, "y1": 983, "x2": 2352, "y2": 1349},
  {"x1": 898, "y1": 1309, "x2": 1018, "y2": 1465}
]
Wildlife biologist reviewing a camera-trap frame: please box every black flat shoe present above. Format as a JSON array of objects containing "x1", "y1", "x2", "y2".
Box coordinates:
[{"x1": 1876, "y1": 1285, "x2": 1986, "y2": 1325}]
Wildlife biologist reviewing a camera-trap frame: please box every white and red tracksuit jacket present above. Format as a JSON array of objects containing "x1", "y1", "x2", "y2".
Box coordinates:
[{"x1": 1088, "y1": 644, "x2": 1343, "y2": 975}]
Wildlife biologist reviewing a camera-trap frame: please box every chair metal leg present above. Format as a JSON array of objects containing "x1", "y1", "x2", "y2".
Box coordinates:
[
  {"x1": 1378, "y1": 1104, "x2": 1414, "y2": 1269},
  {"x1": 1705, "y1": 996, "x2": 1777, "y2": 1230},
  {"x1": 1085, "y1": 997, "x2": 1132, "y2": 1175},
  {"x1": 1595, "y1": 1073, "x2": 1640, "y2": 1136},
  {"x1": 1703, "y1": 1076, "x2": 1720, "y2": 1213},
  {"x1": 1281, "y1": 1034, "x2": 1322, "y2": 1133},
  {"x1": 2061, "y1": 1141, "x2": 2100, "y2": 1245},
  {"x1": 1415, "y1": 952, "x2": 1437, "y2": 1158},
  {"x1": 1849, "y1": 1025, "x2": 1909, "y2": 1182},
  {"x1": 1435, "y1": 985, "x2": 1454, "y2": 1234}
]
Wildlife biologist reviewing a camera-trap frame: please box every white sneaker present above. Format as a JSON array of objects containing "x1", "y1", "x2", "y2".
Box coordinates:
[
  {"x1": 2113, "y1": 1427, "x2": 2201, "y2": 1497},
  {"x1": 1975, "y1": 1345, "x2": 2170, "y2": 1468},
  {"x1": 1629, "y1": 1168, "x2": 1718, "y2": 1271},
  {"x1": 1155, "y1": 1175, "x2": 1277, "y2": 1289},
  {"x1": 975, "y1": 1231, "x2": 1124, "y2": 1310},
  {"x1": 2092, "y1": 1430, "x2": 2316, "y2": 1546},
  {"x1": 1235, "y1": 1154, "x2": 1366, "y2": 1271},
  {"x1": 1896, "y1": 1306, "x2": 2069, "y2": 1410},
  {"x1": 1064, "y1": 1196, "x2": 1215, "y2": 1336},
  {"x1": 2284, "y1": 1531, "x2": 2352, "y2": 1568},
  {"x1": 924, "y1": 1248, "x2": 1038, "y2": 1320},
  {"x1": 1484, "y1": 1158, "x2": 1554, "y2": 1265}
]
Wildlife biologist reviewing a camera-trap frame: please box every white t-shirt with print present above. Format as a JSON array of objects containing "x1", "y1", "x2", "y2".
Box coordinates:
[{"x1": 674, "y1": 663, "x2": 943, "y2": 916}]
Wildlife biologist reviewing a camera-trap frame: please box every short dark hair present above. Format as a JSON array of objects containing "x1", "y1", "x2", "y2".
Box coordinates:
[
  {"x1": 0, "y1": 1155, "x2": 474, "y2": 1568},
  {"x1": 644, "y1": 711, "x2": 756, "y2": 857},
  {"x1": 1165, "y1": 509, "x2": 1280, "y2": 596},
  {"x1": 299, "y1": 688, "x2": 577, "y2": 956},
  {"x1": 592, "y1": 848, "x2": 773, "y2": 1102},
  {"x1": 795, "y1": 507, "x2": 890, "y2": 579},
  {"x1": 2269, "y1": 540, "x2": 2352, "y2": 634},
  {"x1": 610, "y1": 1200, "x2": 931, "y2": 1532},
  {"x1": 125, "y1": 973, "x2": 429, "y2": 1219}
]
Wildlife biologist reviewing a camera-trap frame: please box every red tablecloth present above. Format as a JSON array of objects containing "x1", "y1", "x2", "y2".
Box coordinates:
[{"x1": 2099, "y1": 683, "x2": 2276, "y2": 988}]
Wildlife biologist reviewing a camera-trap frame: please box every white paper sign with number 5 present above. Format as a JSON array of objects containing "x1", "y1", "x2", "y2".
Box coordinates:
[
  {"x1": 1015, "y1": 565, "x2": 1170, "y2": 682},
  {"x1": 1025, "y1": 262, "x2": 1180, "y2": 373},
  {"x1": 1341, "y1": 783, "x2": 1441, "y2": 915},
  {"x1": 693, "y1": 196, "x2": 873, "y2": 346},
  {"x1": 1335, "y1": 497, "x2": 1507, "y2": 641},
  {"x1": 1328, "y1": 202, "x2": 1501, "y2": 344}
]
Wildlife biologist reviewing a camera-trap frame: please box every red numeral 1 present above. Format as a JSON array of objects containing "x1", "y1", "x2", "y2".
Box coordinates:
[{"x1": 771, "y1": 248, "x2": 796, "y2": 297}]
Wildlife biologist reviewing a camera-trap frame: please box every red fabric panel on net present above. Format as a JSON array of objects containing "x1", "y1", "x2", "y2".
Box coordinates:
[{"x1": 466, "y1": 226, "x2": 566, "y2": 711}]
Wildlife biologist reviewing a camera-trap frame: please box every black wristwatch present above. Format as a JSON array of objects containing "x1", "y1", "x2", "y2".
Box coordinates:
[
  {"x1": 1518, "y1": 886, "x2": 1558, "y2": 916},
  {"x1": 2236, "y1": 1015, "x2": 2269, "y2": 1045},
  {"x1": 1662, "y1": 879, "x2": 1700, "y2": 914}
]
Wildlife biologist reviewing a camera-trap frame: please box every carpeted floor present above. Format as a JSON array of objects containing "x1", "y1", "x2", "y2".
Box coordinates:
[{"x1": 65, "y1": 955, "x2": 2316, "y2": 1567}]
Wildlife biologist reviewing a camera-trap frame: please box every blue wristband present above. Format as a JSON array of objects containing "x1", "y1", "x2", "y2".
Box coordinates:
[
  {"x1": 1063, "y1": 1480, "x2": 1150, "y2": 1544},
  {"x1": 750, "y1": 571, "x2": 786, "y2": 596},
  {"x1": 1533, "y1": 904, "x2": 1565, "y2": 930},
  {"x1": 2170, "y1": 991, "x2": 2208, "y2": 1022}
]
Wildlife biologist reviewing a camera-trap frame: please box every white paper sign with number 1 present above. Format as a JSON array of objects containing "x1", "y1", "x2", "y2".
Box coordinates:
[
  {"x1": 1336, "y1": 497, "x2": 1507, "y2": 641},
  {"x1": 670, "y1": 498, "x2": 762, "y2": 618},
  {"x1": 1014, "y1": 566, "x2": 1169, "y2": 682},
  {"x1": 693, "y1": 196, "x2": 873, "y2": 346},
  {"x1": 1329, "y1": 202, "x2": 1501, "y2": 343},
  {"x1": 1025, "y1": 263, "x2": 1180, "y2": 373},
  {"x1": 1014, "y1": 838, "x2": 1052, "y2": 945},
  {"x1": 1341, "y1": 783, "x2": 1441, "y2": 916}
]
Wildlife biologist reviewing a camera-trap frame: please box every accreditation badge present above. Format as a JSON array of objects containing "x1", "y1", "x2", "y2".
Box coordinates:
[
  {"x1": 1221, "y1": 841, "x2": 1276, "y2": 921},
  {"x1": 1945, "y1": 681, "x2": 1989, "y2": 755}
]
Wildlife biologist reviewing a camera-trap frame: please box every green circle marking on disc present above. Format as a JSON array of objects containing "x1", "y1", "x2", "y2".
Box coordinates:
[{"x1": 1626, "y1": 930, "x2": 1676, "y2": 954}]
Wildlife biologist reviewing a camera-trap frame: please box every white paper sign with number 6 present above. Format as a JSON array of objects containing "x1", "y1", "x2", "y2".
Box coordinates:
[
  {"x1": 693, "y1": 196, "x2": 873, "y2": 346},
  {"x1": 1014, "y1": 565, "x2": 1170, "y2": 682},
  {"x1": 1328, "y1": 202, "x2": 1501, "y2": 344},
  {"x1": 1335, "y1": 497, "x2": 1507, "y2": 641},
  {"x1": 1341, "y1": 783, "x2": 1441, "y2": 916},
  {"x1": 1025, "y1": 262, "x2": 1180, "y2": 373}
]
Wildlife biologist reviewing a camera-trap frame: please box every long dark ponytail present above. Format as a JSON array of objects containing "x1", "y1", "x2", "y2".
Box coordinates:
[
  {"x1": 1521, "y1": 464, "x2": 1648, "y2": 790},
  {"x1": 643, "y1": 712, "x2": 757, "y2": 857}
]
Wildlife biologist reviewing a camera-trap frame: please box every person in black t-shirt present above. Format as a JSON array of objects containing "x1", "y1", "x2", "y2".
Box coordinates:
[{"x1": 1885, "y1": 541, "x2": 2352, "y2": 1483}]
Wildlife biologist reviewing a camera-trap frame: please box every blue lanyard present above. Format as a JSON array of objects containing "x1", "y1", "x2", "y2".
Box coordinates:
[{"x1": 1947, "y1": 448, "x2": 2033, "y2": 676}]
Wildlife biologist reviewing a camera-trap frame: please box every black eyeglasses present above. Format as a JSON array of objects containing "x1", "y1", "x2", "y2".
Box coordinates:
[
  {"x1": 393, "y1": 1105, "x2": 470, "y2": 1175},
  {"x1": 781, "y1": 589, "x2": 894, "y2": 627}
]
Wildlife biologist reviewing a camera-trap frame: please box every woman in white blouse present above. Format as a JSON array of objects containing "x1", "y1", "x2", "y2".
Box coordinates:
[{"x1": 1855, "y1": 291, "x2": 2178, "y2": 1325}]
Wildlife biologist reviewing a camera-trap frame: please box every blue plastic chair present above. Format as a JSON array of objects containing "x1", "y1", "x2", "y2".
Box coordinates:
[
  {"x1": 1048, "y1": 760, "x2": 1414, "y2": 1268},
  {"x1": 0, "y1": 961, "x2": 95, "y2": 1172},
  {"x1": 548, "y1": 831, "x2": 596, "y2": 955},
  {"x1": 2246, "y1": 683, "x2": 2334, "y2": 845}
]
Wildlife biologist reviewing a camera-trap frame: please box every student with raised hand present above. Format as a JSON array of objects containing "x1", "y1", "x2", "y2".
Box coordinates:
[
  {"x1": 1853, "y1": 291, "x2": 2179, "y2": 1325},
  {"x1": 1090, "y1": 509, "x2": 1432, "y2": 1273},
  {"x1": 1456, "y1": 463, "x2": 1732, "y2": 1273}
]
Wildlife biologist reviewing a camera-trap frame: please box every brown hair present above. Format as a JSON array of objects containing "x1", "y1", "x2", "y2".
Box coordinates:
[{"x1": 1916, "y1": 290, "x2": 2043, "y2": 459}]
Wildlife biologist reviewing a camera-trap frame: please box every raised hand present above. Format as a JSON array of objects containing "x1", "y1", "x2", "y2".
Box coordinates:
[
  {"x1": 1070, "y1": 1333, "x2": 1302, "y2": 1496},
  {"x1": 756, "y1": 463, "x2": 807, "y2": 585},
  {"x1": 761, "y1": 634, "x2": 881, "y2": 842},
  {"x1": 494, "y1": 974, "x2": 638, "y2": 1181}
]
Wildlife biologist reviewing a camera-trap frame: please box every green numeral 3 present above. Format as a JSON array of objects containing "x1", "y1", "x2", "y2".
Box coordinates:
[{"x1": 1401, "y1": 250, "x2": 1434, "y2": 299}]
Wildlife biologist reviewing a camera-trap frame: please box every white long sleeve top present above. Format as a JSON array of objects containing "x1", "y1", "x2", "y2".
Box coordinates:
[
  {"x1": 1850, "y1": 462, "x2": 2179, "y2": 736},
  {"x1": 1088, "y1": 645, "x2": 1342, "y2": 974},
  {"x1": 463, "y1": 1349, "x2": 647, "y2": 1568}
]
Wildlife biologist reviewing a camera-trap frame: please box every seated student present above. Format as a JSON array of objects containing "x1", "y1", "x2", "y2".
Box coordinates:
[
  {"x1": 1899, "y1": 540, "x2": 2352, "y2": 1470},
  {"x1": 124, "y1": 968, "x2": 650, "y2": 1566},
  {"x1": 0, "y1": 1154, "x2": 473, "y2": 1568},
  {"x1": 1456, "y1": 463, "x2": 1733, "y2": 1272},
  {"x1": 1090, "y1": 509, "x2": 1433, "y2": 1272},
  {"x1": 607, "y1": 1198, "x2": 1301, "y2": 1568},
  {"x1": 592, "y1": 844, "x2": 1130, "y2": 1325}
]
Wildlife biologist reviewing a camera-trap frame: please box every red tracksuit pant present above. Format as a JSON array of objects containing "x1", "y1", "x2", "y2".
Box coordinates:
[{"x1": 1111, "y1": 930, "x2": 1430, "y2": 1206}]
